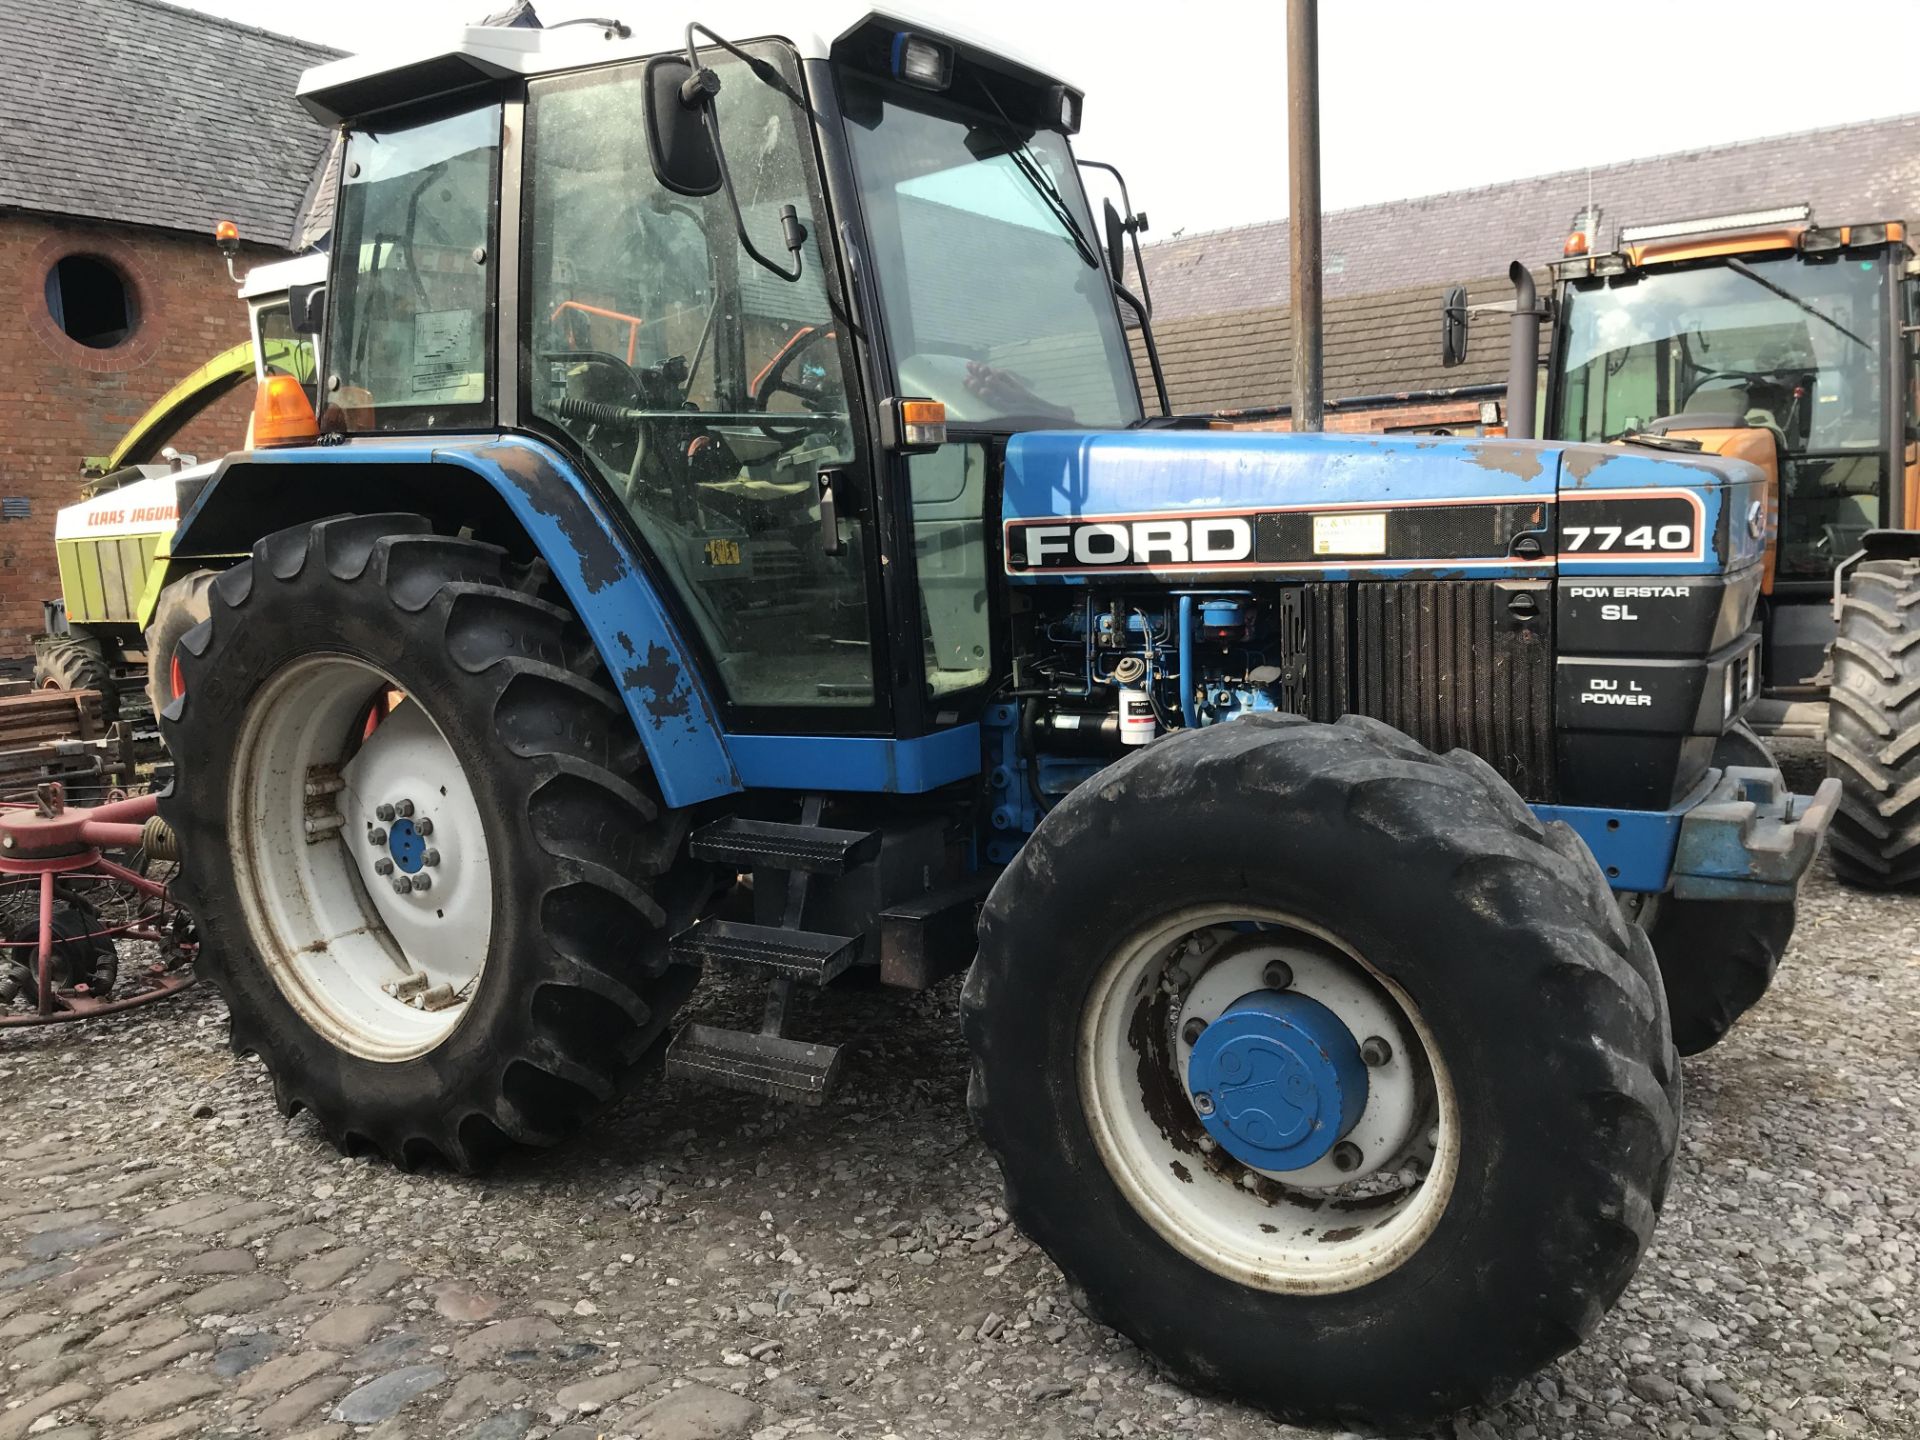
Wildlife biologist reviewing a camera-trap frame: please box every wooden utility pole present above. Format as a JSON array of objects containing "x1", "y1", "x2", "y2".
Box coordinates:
[{"x1": 1287, "y1": 0, "x2": 1324, "y2": 431}]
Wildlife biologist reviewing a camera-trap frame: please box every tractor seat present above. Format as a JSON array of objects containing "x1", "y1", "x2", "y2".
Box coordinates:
[{"x1": 1683, "y1": 380, "x2": 1751, "y2": 416}]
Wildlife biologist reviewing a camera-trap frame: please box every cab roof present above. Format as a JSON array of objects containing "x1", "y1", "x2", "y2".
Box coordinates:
[
  {"x1": 238, "y1": 251, "x2": 329, "y2": 302},
  {"x1": 297, "y1": 4, "x2": 1074, "y2": 126},
  {"x1": 1553, "y1": 217, "x2": 1909, "y2": 283}
]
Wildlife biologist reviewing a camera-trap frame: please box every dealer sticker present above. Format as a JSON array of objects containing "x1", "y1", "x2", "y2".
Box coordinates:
[{"x1": 1312, "y1": 511, "x2": 1387, "y2": 555}]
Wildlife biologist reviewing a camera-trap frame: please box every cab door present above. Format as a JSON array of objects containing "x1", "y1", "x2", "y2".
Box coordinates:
[{"x1": 521, "y1": 45, "x2": 885, "y2": 730}]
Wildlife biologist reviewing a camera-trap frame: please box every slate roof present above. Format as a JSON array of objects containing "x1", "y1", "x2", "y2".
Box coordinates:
[
  {"x1": 1136, "y1": 112, "x2": 1920, "y2": 324},
  {"x1": 1131, "y1": 272, "x2": 1517, "y2": 417},
  {"x1": 0, "y1": 0, "x2": 340, "y2": 246}
]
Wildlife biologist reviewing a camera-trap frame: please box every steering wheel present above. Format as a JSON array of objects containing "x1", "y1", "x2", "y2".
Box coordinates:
[{"x1": 751, "y1": 325, "x2": 837, "y2": 411}]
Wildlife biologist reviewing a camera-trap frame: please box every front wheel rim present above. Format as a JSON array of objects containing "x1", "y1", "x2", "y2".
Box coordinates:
[
  {"x1": 229, "y1": 653, "x2": 493, "y2": 1062},
  {"x1": 1079, "y1": 904, "x2": 1460, "y2": 1295}
]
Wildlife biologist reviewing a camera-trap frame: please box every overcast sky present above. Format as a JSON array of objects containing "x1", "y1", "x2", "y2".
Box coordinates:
[{"x1": 185, "y1": 0, "x2": 1920, "y2": 238}]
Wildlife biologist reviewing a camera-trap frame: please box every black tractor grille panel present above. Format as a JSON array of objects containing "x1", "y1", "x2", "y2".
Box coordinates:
[{"x1": 1323, "y1": 580, "x2": 1555, "y2": 800}]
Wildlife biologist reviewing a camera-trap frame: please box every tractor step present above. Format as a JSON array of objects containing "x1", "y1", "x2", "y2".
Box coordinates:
[
  {"x1": 690, "y1": 816, "x2": 880, "y2": 875},
  {"x1": 665, "y1": 1022, "x2": 843, "y2": 1104},
  {"x1": 669, "y1": 917, "x2": 861, "y2": 985}
]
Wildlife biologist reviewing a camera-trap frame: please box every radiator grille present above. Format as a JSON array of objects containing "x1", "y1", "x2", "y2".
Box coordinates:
[{"x1": 1308, "y1": 580, "x2": 1555, "y2": 800}]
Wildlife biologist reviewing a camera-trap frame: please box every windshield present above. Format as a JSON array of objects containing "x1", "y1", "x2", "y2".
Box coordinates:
[
  {"x1": 839, "y1": 72, "x2": 1141, "y2": 430},
  {"x1": 1556, "y1": 252, "x2": 1889, "y2": 579}
]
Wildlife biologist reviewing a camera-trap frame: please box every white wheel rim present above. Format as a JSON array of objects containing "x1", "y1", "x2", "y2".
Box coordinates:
[
  {"x1": 228, "y1": 654, "x2": 493, "y2": 1062},
  {"x1": 1079, "y1": 905, "x2": 1460, "y2": 1294}
]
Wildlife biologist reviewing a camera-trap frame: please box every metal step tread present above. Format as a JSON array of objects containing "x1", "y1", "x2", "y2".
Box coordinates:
[
  {"x1": 690, "y1": 816, "x2": 880, "y2": 874},
  {"x1": 665, "y1": 1022, "x2": 843, "y2": 1105},
  {"x1": 670, "y1": 917, "x2": 861, "y2": 984}
]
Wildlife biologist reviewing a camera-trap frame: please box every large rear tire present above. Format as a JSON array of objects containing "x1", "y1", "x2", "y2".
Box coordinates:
[
  {"x1": 963, "y1": 714, "x2": 1679, "y2": 1427},
  {"x1": 1827, "y1": 557, "x2": 1920, "y2": 889},
  {"x1": 35, "y1": 632, "x2": 119, "y2": 722},
  {"x1": 160, "y1": 513, "x2": 699, "y2": 1171}
]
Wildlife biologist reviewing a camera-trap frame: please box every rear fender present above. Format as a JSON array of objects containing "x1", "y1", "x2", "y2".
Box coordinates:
[{"x1": 170, "y1": 436, "x2": 740, "y2": 807}]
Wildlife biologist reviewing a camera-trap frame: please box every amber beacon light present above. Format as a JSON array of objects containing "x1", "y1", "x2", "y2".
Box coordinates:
[{"x1": 251, "y1": 373, "x2": 320, "y2": 447}]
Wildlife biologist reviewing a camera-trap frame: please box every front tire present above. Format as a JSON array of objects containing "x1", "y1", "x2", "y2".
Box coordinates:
[
  {"x1": 1827, "y1": 557, "x2": 1920, "y2": 889},
  {"x1": 1627, "y1": 893, "x2": 1794, "y2": 1055},
  {"x1": 161, "y1": 513, "x2": 697, "y2": 1170},
  {"x1": 963, "y1": 714, "x2": 1679, "y2": 1427}
]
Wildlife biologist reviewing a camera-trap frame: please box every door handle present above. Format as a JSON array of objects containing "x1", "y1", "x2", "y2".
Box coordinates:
[{"x1": 819, "y1": 469, "x2": 845, "y2": 556}]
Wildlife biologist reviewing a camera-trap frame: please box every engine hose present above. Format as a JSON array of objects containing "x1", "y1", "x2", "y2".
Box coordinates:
[
  {"x1": 141, "y1": 815, "x2": 179, "y2": 863},
  {"x1": 1020, "y1": 698, "x2": 1054, "y2": 816},
  {"x1": 552, "y1": 394, "x2": 644, "y2": 427},
  {"x1": 1177, "y1": 595, "x2": 1199, "y2": 730}
]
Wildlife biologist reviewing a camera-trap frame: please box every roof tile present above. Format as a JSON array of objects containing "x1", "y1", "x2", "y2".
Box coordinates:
[
  {"x1": 1135, "y1": 112, "x2": 1920, "y2": 323},
  {"x1": 0, "y1": 0, "x2": 340, "y2": 245}
]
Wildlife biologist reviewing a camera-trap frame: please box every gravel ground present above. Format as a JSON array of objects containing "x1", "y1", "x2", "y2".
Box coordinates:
[{"x1": 0, "y1": 744, "x2": 1914, "y2": 1440}]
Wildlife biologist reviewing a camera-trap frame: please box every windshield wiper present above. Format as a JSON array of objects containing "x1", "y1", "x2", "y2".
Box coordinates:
[
  {"x1": 1724, "y1": 257, "x2": 1871, "y2": 351},
  {"x1": 972, "y1": 82, "x2": 1100, "y2": 270}
]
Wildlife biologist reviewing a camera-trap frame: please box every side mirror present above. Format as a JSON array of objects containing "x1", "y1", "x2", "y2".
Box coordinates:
[
  {"x1": 1441, "y1": 284, "x2": 1469, "y2": 368},
  {"x1": 1102, "y1": 198, "x2": 1128, "y2": 285},
  {"x1": 287, "y1": 282, "x2": 326, "y2": 337},
  {"x1": 644, "y1": 56, "x2": 722, "y2": 197}
]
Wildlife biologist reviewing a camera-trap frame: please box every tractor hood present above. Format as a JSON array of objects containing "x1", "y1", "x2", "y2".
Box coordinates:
[{"x1": 1000, "y1": 429, "x2": 1767, "y2": 584}]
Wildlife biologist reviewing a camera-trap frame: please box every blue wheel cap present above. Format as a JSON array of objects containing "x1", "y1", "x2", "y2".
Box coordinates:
[
  {"x1": 1186, "y1": 989, "x2": 1369, "y2": 1173},
  {"x1": 387, "y1": 818, "x2": 426, "y2": 874}
]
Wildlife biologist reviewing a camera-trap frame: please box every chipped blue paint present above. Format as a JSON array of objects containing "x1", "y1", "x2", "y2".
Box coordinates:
[
  {"x1": 1533, "y1": 801, "x2": 1688, "y2": 894},
  {"x1": 1540, "y1": 762, "x2": 1831, "y2": 900},
  {"x1": 172, "y1": 435, "x2": 740, "y2": 808},
  {"x1": 1005, "y1": 430, "x2": 1557, "y2": 523},
  {"x1": 1002, "y1": 429, "x2": 1764, "y2": 583}
]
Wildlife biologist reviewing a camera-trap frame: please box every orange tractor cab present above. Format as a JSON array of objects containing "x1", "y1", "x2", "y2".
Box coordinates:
[{"x1": 1538, "y1": 205, "x2": 1920, "y2": 885}]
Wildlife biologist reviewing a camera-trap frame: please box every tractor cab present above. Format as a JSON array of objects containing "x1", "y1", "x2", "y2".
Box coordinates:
[
  {"x1": 295, "y1": 7, "x2": 1135, "y2": 734},
  {"x1": 1546, "y1": 207, "x2": 1920, "y2": 697},
  {"x1": 239, "y1": 252, "x2": 326, "y2": 402}
]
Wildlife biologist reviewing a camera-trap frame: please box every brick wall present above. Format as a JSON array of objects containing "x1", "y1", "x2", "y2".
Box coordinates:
[{"x1": 0, "y1": 212, "x2": 281, "y2": 651}]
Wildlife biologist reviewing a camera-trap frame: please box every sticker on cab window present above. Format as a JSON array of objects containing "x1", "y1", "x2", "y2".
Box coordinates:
[{"x1": 412, "y1": 310, "x2": 476, "y2": 393}]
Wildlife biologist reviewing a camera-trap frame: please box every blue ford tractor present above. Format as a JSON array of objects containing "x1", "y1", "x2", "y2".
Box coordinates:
[{"x1": 155, "y1": 7, "x2": 1836, "y2": 1425}]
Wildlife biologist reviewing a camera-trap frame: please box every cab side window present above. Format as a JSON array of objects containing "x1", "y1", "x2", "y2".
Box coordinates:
[{"x1": 328, "y1": 106, "x2": 499, "y2": 430}]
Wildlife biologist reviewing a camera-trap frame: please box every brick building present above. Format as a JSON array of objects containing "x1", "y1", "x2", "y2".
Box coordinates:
[
  {"x1": 0, "y1": 0, "x2": 336, "y2": 649},
  {"x1": 1129, "y1": 113, "x2": 1920, "y2": 430}
]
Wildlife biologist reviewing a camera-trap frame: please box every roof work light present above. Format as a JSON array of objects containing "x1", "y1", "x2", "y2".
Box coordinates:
[{"x1": 891, "y1": 32, "x2": 952, "y2": 89}]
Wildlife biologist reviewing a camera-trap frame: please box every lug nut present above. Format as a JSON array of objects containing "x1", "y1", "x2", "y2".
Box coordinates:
[
  {"x1": 423, "y1": 849, "x2": 440, "y2": 868},
  {"x1": 374, "y1": 858, "x2": 394, "y2": 877},
  {"x1": 368, "y1": 827, "x2": 387, "y2": 847},
  {"x1": 1193, "y1": 1092, "x2": 1215, "y2": 1116},
  {"x1": 375, "y1": 804, "x2": 396, "y2": 822},
  {"x1": 1181, "y1": 1016, "x2": 1207, "y2": 1046},
  {"x1": 1331, "y1": 1141, "x2": 1363, "y2": 1173},
  {"x1": 410, "y1": 873, "x2": 432, "y2": 893},
  {"x1": 395, "y1": 799, "x2": 415, "y2": 818},
  {"x1": 1360, "y1": 1036, "x2": 1393, "y2": 1068},
  {"x1": 1262, "y1": 960, "x2": 1294, "y2": 990},
  {"x1": 416, "y1": 818, "x2": 433, "y2": 836},
  {"x1": 389, "y1": 876, "x2": 411, "y2": 895}
]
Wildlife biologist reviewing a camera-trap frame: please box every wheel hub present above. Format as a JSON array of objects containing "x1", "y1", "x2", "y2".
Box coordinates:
[
  {"x1": 230, "y1": 658, "x2": 493, "y2": 1062},
  {"x1": 1187, "y1": 989, "x2": 1368, "y2": 1172},
  {"x1": 386, "y1": 816, "x2": 428, "y2": 874}
]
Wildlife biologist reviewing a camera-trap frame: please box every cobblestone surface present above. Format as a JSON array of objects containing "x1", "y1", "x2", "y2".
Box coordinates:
[{"x1": 0, "y1": 747, "x2": 1913, "y2": 1438}]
